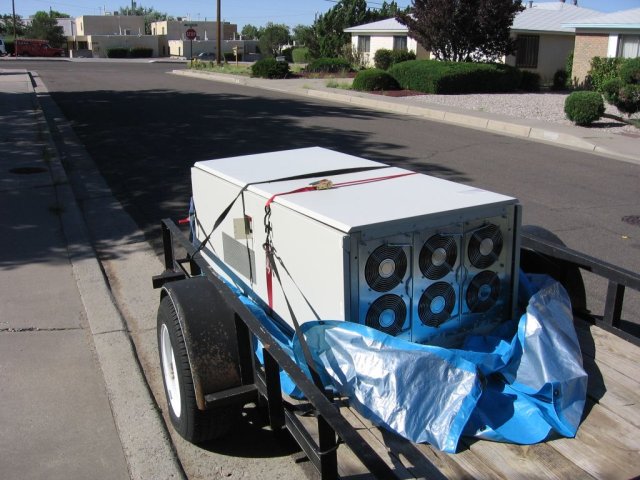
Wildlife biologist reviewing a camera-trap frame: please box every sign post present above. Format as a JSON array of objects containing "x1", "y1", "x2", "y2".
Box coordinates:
[{"x1": 185, "y1": 28, "x2": 197, "y2": 62}]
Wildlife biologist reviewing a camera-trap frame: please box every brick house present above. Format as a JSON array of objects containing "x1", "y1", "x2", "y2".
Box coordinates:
[{"x1": 563, "y1": 8, "x2": 640, "y2": 85}]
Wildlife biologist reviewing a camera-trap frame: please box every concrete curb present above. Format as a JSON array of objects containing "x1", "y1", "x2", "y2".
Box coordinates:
[
  {"x1": 29, "y1": 71, "x2": 184, "y2": 480},
  {"x1": 171, "y1": 69, "x2": 639, "y2": 164}
]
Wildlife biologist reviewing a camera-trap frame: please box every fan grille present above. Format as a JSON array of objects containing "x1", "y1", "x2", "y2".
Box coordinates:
[
  {"x1": 419, "y1": 235, "x2": 458, "y2": 280},
  {"x1": 365, "y1": 245, "x2": 407, "y2": 292},
  {"x1": 418, "y1": 282, "x2": 456, "y2": 327},
  {"x1": 468, "y1": 224, "x2": 503, "y2": 269},
  {"x1": 466, "y1": 271, "x2": 501, "y2": 313},
  {"x1": 365, "y1": 294, "x2": 406, "y2": 336}
]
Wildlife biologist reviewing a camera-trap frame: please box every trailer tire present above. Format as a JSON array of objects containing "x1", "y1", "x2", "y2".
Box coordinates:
[
  {"x1": 520, "y1": 225, "x2": 587, "y2": 313},
  {"x1": 157, "y1": 293, "x2": 240, "y2": 443}
]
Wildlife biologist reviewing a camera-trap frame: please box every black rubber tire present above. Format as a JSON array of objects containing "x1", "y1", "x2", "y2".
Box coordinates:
[
  {"x1": 157, "y1": 294, "x2": 239, "y2": 443},
  {"x1": 520, "y1": 225, "x2": 587, "y2": 313}
]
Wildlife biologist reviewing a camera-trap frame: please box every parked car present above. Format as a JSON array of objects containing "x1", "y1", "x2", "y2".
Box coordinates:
[
  {"x1": 196, "y1": 52, "x2": 216, "y2": 61},
  {"x1": 15, "y1": 39, "x2": 65, "y2": 57}
]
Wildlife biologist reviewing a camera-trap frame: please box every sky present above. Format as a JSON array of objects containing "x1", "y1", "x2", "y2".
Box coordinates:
[{"x1": 9, "y1": 0, "x2": 640, "y2": 28}]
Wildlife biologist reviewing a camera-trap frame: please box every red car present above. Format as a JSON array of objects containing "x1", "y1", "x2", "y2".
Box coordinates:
[{"x1": 16, "y1": 39, "x2": 65, "y2": 57}]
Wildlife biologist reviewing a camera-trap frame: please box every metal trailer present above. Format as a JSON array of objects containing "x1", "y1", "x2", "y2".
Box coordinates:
[{"x1": 152, "y1": 218, "x2": 640, "y2": 480}]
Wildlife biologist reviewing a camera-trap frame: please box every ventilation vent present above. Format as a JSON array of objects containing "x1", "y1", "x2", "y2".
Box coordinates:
[
  {"x1": 364, "y1": 245, "x2": 407, "y2": 292},
  {"x1": 419, "y1": 234, "x2": 457, "y2": 280},
  {"x1": 418, "y1": 282, "x2": 456, "y2": 327},
  {"x1": 365, "y1": 294, "x2": 406, "y2": 336},
  {"x1": 466, "y1": 271, "x2": 500, "y2": 313},
  {"x1": 468, "y1": 223, "x2": 503, "y2": 269}
]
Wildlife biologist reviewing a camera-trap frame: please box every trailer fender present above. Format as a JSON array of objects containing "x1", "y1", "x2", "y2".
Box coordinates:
[
  {"x1": 520, "y1": 225, "x2": 587, "y2": 314},
  {"x1": 160, "y1": 276, "x2": 241, "y2": 410}
]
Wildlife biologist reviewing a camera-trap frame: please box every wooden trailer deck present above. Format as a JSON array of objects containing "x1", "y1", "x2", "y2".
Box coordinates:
[{"x1": 293, "y1": 318, "x2": 640, "y2": 479}]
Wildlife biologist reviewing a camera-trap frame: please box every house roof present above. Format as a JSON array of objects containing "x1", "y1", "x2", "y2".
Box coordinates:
[
  {"x1": 344, "y1": 3, "x2": 604, "y2": 36},
  {"x1": 344, "y1": 18, "x2": 407, "y2": 34},
  {"x1": 562, "y1": 8, "x2": 640, "y2": 30},
  {"x1": 512, "y1": 2, "x2": 601, "y2": 33}
]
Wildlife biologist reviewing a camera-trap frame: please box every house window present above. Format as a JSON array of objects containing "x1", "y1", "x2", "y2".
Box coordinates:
[
  {"x1": 515, "y1": 35, "x2": 539, "y2": 68},
  {"x1": 393, "y1": 36, "x2": 407, "y2": 51},
  {"x1": 357, "y1": 35, "x2": 370, "y2": 53},
  {"x1": 617, "y1": 35, "x2": 640, "y2": 58}
]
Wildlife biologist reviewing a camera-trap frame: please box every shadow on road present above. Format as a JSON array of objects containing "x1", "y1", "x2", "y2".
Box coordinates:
[{"x1": 47, "y1": 87, "x2": 469, "y2": 254}]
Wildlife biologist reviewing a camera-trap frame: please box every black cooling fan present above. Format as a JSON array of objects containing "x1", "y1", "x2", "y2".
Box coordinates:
[
  {"x1": 365, "y1": 294, "x2": 406, "y2": 336},
  {"x1": 364, "y1": 245, "x2": 407, "y2": 292},
  {"x1": 468, "y1": 223, "x2": 503, "y2": 269},
  {"x1": 466, "y1": 271, "x2": 501, "y2": 313},
  {"x1": 419, "y1": 234, "x2": 458, "y2": 280},
  {"x1": 418, "y1": 282, "x2": 456, "y2": 327}
]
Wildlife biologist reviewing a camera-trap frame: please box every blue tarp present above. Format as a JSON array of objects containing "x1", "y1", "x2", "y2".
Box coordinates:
[{"x1": 240, "y1": 274, "x2": 588, "y2": 453}]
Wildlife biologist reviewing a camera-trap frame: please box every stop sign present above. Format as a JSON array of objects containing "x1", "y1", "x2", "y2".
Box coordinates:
[{"x1": 185, "y1": 28, "x2": 197, "y2": 40}]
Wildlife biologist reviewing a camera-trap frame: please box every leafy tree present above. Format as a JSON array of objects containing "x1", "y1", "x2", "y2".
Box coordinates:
[
  {"x1": 258, "y1": 22, "x2": 290, "y2": 57},
  {"x1": 397, "y1": 0, "x2": 524, "y2": 62},
  {"x1": 49, "y1": 10, "x2": 70, "y2": 18},
  {"x1": 118, "y1": 5, "x2": 173, "y2": 34},
  {"x1": 292, "y1": 24, "x2": 314, "y2": 46},
  {"x1": 241, "y1": 24, "x2": 262, "y2": 40},
  {"x1": 25, "y1": 11, "x2": 66, "y2": 47},
  {"x1": 0, "y1": 14, "x2": 26, "y2": 37},
  {"x1": 309, "y1": 0, "x2": 406, "y2": 59}
]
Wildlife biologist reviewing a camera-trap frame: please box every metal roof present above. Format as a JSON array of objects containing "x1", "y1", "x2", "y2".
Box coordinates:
[
  {"x1": 344, "y1": 3, "x2": 605, "y2": 35},
  {"x1": 512, "y1": 2, "x2": 601, "y2": 33},
  {"x1": 344, "y1": 18, "x2": 408, "y2": 33},
  {"x1": 562, "y1": 8, "x2": 640, "y2": 30}
]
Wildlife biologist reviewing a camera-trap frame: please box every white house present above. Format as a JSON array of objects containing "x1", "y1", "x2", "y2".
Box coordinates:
[{"x1": 343, "y1": 18, "x2": 430, "y2": 67}]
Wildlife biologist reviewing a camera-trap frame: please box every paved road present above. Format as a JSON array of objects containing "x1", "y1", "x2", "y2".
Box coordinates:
[{"x1": 23, "y1": 60, "x2": 639, "y2": 323}]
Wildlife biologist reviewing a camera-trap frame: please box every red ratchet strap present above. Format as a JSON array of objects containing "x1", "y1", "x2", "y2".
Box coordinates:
[
  {"x1": 265, "y1": 171, "x2": 418, "y2": 208},
  {"x1": 264, "y1": 171, "x2": 417, "y2": 309}
]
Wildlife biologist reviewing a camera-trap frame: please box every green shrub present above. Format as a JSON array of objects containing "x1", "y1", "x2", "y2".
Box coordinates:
[
  {"x1": 520, "y1": 70, "x2": 541, "y2": 92},
  {"x1": 588, "y1": 57, "x2": 625, "y2": 92},
  {"x1": 251, "y1": 58, "x2": 290, "y2": 78},
  {"x1": 391, "y1": 50, "x2": 416, "y2": 65},
  {"x1": 388, "y1": 60, "x2": 521, "y2": 94},
  {"x1": 552, "y1": 69, "x2": 568, "y2": 91},
  {"x1": 4, "y1": 40, "x2": 15, "y2": 55},
  {"x1": 281, "y1": 47, "x2": 293, "y2": 62},
  {"x1": 374, "y1": 49, "x2": 417, "y2": 70},
  {"x1": 564, "y1": 91, "x2": 604, "y2": 125},
  {"x1": 107, "y1": 48, "x2": 129, "y2": 58},
  {"x1": 352, "y1": 68, "x2": 400, "y2": 91},
  {"x1": 602, "y1": 77, "x2": 625, "y2": 104},
  {"x1": 565, "y1": 52, "x2": 573, "y2": 87},
  {"x1": 614, "y1": 84, "x2": 640, "y2": 116},
  {"x1": 130, "y1": 47, "x2": 152, "y2": 58},
  {"x1": 374, "y1": 49, "x2": 394, "y2": 70},
  {"x1": 292, "y1": 47, "x2": 311, "y2": 63},
  {"x1": 619, "y1": 57, "x2": 640, "y2": 84},
  {"x1": 306, "y1": 57, "x2": 352, "y2": 74}
]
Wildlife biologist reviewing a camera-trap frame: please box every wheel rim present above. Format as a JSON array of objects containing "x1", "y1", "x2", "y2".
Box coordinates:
[{"x1": 160, "y1": 324, "x2": 181, "y2": 418}]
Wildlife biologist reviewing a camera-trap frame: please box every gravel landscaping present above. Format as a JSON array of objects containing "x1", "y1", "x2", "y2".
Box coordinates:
[{"x1": 399, "y1": 92, "x2": 639, "y2": 135}]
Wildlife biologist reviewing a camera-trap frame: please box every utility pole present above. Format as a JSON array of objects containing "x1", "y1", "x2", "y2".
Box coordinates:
[
  {"x1": 216, "y1": 0, "x2": 221, "y2": 65},
  {"x1": 12, "y1": 0, "x2": 17, "y2": 56}
]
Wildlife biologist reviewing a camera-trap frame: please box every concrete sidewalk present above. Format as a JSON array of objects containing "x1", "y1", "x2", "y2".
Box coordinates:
[
  {"x1": 173, "y1": 70, "x2": 639, "y2": 165},
  {"x1": 0, "y1": 70, "x2": 181, "y2": 479}
]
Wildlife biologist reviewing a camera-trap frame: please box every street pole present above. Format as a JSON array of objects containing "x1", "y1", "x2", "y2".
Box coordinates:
[
  {"x1": 216, "y1": 0, "x2": 221, "y2": 65},
  {"x1": 12, "y1": 0, "x2": 17, "y2": 56}
]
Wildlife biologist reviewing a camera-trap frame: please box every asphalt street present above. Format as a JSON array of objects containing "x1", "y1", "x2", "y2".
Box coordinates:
[{"x1": 21, "y1": 60, "x2": 640, "y2": 327}]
